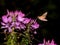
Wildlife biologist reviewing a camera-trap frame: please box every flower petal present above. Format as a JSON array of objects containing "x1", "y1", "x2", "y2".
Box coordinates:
[
  {"x1": 14, "y1": 10, "x2": 19, "y2": 16},
  {"x1": 7, "y1": 11, "x2": 14, "y2": 17},
  {"x1": 8, "y1": 27, "x2": 12, "y2": 32},
  {"x1": 1, "y1": 22, "x2": 6, "y2": 25},
  {"x1": 17, "y1": 16, "x2": 25, "y2": 22},
  {"x1": 1, "y1": 26, "x2": 6, "y2": 28},
  {"x1": 23, "y1": 18, "x2": 31, "y2": 24},
  {"x1": 8, "y1": 17, "x2": 12, "y2": 23},
  {"x1": 11, "y1": 22, "x2": 15, "y2": 27},
  {"x1": 2, "y1": 15, "x2": 8, "y2": 23},
  {"x1": 15, "y1": 26, "x2": 20, "y2": 30},
  {"x1": 31, "y1": 22, "x2": 39, "y2": 29},
  {"x1": 18, "y1": 11, "x2": 25, "y2": 17},
  {"x1": 15, "y1": 22, "x2": 20, "y2": 26},
  {"x1": 50, "y1": 40, "x2": 56, "y2": 45},
  {"x1": 20, "y1": 24, "x2": 26, "y2": 29},
  {"x1": 34, "y1": 31, "x2": 37, "y2": 34}
]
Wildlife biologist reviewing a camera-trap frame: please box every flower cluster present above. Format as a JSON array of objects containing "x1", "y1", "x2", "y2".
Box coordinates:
[
  {"x1": 38, "y1": 39, "x2": 57, "y2": 45},
  {"x1": 1, "y1": 10, "x2": 39, "y2": 32}
]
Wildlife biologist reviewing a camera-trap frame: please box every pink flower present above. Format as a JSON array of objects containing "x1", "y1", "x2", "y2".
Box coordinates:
[
  {"x1": 23, "y1": 18, "x2": 31, "y2": 24},
  {"x1": 14, "y1": 10, "x2": 25, "y2": 17},
  {"x1": 31, "y1": 21, "x2": 39, "y2": 29},
  {"x1": 1, "y1": 10, "x2": 39, "y2": 33},
  {"x1": 1, "y1": 23, "x2": 12, "y2": 32},
  {"x1": 49, "y1": 39, "x2": 57, "y2": 45},
  {"x1": 34, "y1": 31, "x2": 37, "y2": 34},
  {"x1": 2, "y1": 15, "x2": 8, "y2": 23},
  {"x1": 17, "y1": 15, "x2": 25, "y2": 22},
  {"x1": 15, "y1": 22, "x2": 20, "y2": 26},
  {"x1": 8, "y1": 16, "x2": 12, "y2": 23},
  {"x1": 2, "y1": 15, "x2": 12, "y2": 23},
  {"x1": 7, "y1": 10, "x2": 25, "y2": 17},
  {"x1": 38, "y1": 39, "x2": 57, "y2": 45},
  {"x1": 7, "y1": 10, "x2": 14, "y2": 17},
  {"x1": 1, "y1": 22, "x2": 6, "y2": 25}
]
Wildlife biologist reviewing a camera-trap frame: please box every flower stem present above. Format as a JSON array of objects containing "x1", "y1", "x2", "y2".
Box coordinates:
[
  {"x1": 20, "y1": 23, "x2": 32, "y2": 45},
  {"x1": 6, "y1": 28, "x2": 17, "y2": 45}
]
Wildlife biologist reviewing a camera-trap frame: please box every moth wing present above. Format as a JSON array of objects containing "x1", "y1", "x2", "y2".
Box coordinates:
[
  {"x1": 40, "y1": 12, "x2": 47, "y2": 19},
  {"x1": 38, "y1": 12, "x2": 48, "y2": 21}
]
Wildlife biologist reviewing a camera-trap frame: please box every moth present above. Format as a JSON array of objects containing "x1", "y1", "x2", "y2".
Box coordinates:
[{"x1": 37, "y1": 12, "x2": 48, "y2": 21}]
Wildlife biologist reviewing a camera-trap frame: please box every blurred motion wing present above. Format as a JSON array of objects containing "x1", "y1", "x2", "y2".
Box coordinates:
[{"x1": 37, "y1": 12, "x2": 48, "y2": 21}]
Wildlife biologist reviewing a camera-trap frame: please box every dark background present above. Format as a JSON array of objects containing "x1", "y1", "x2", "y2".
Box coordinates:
[{"x1": 0, "y1": 0, "x2": 60, "y2": 45}]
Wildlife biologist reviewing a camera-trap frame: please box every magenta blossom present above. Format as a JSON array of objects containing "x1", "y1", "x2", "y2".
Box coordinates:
[
  {"x1": 2, "y1": 15, "x2": 12, "y2": 23},
  {"x1": 23, "y1": 18, "x2": 31, "y2": 24},
  {"x1": 50, "y1": 40, "x2": 57, "y2": 45},
  {"x1": 17, "y1": 15, "x2": 25, "y2": 22},
  {"x1": 14, "y1": 10, "x2": 25, "y2": 17},
  {"x1": 7, "y1": 10, "x2": 25, "y2": 17},
  {"x1": 7, "y1": 10, "x2": 25, "y2": 22},
  {"x1": 38, "y1": 39, "x2": 57, "y2": 45},
  {"x1": 34, "y1": 31, "x2": 37, "y2": 34},
  {"x1": 1, "y1": 21, "x2": 26, "y2": 32},
  {"x1": 1, "y1": 10, "x2": 26, "y2": 32},
  {"x1": 1, "y1": 10, "x2": 39, "y2": 32},
  {"x1": 2, "y1": 15, "x2": 8, "y2": 23},
  {"x1": 31, "y1": 20, "x2": 39, "y2": 29},
  {"x1": 1, "y1": 22, "x2": 12, "y2": 32}
]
